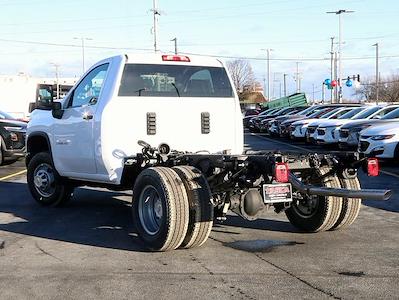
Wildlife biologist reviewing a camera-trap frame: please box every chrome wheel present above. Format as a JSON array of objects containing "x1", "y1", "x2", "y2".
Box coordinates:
[
  {"x1": 138, "y1": 185, "x2": 164, "y2": 236},
  {"x1": 33, "y1": 163, "x2": 56, "y2": 197},
  {"x1": 292, "y1": 195, "x2": 320, "y2": 218}
]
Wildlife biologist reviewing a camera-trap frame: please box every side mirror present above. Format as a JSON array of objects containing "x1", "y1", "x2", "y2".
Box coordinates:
[
  {"x1": 28, "y1": 102, "x2": 36, "y2": 113},
  {"x1": 52, "y1": 102, "x2": 64, "y2": 119}
]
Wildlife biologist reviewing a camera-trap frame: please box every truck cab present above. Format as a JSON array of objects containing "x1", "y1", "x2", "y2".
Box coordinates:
[{"x1": 27, "y1": 54, "x2": 244, "y2": 185}]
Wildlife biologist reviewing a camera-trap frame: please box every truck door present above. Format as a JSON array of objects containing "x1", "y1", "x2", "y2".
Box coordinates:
[{"x1": 53, "y1": 64, "x2": 109, "y2": 175}]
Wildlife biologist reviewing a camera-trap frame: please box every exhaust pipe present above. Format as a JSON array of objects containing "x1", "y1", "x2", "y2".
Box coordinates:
[{"x1": 289, "y1": 174, "x2": 391, "y2": 201}]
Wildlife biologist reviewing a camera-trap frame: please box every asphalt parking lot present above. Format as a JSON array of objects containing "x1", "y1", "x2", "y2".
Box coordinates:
[{"x1": 1, "y1": 133, "x2": 398, "y2": 299}]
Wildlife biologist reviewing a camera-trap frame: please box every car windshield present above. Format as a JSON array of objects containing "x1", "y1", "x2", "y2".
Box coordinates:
[
  {"x1": 298, "y1": 106, "x2": 320, "y2": 116},
  {"x1": 307, "y1": 108, "x2": 331, "y2": 118},
  {"x1": 338, "y1": 107, "x2": 365, "y2": 119},
  {"x1": 382, "y1": 107, "x2": 399, "y2": 119},
  {"x1": 119, "y1": 64, "x2": 234, "y2": 97},
  {"x1": 352, "y1": 106, "x2": 381, "y2": 120},
  {"x1": 372, "y1": 106, "x2": 399, "y2": 119},
  {"x1": 0, "y1": 110, "x2": 15, "y2": 120},
  {"x1": 320, "y1": 108, "x2": 342, "y2": 119}
]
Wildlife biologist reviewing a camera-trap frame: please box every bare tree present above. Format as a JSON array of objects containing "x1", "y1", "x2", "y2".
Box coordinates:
[
  {"x1": 226, "y1": 59, "x2": 257, "y2": 93},
  {"x1": 355, "y1": 74, "x2": 399, "y2": 102}
]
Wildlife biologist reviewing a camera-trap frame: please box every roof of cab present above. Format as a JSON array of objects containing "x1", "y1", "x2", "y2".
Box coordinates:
[{"x1": 123, "y1": 53, "x2": 224, "y2": 67}]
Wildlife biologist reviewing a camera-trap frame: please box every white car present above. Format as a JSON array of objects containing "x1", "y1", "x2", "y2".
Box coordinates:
[
  {"x1": 290, "y1": 107, "x2": 354, "y2": 139},
  {"x1": 313, "y1": 107, "x2": 367, "y2": 145},
  {"x1": 338, "y1": 105, "x2": 399, "y2": 148},
  {"x1": 359, "y1": 122, "x2": 399, "y2": 158}
]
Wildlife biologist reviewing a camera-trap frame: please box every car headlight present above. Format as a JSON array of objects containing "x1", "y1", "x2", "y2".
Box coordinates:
[{"x1": 370, "y1": 134, "x2": 395, "y2": 140}]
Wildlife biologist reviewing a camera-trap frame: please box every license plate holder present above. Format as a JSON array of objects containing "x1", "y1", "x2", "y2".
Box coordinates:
[{"x1": 263, "y1": 183, "x2": 292, "y2": 204}]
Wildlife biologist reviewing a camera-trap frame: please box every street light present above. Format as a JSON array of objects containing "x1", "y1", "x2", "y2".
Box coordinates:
[
  {"x1": 74, "y1": 37, "x2": 93, "y2": 74},
  {"x1": 171, "y1": 37, "x2": 177, "y2": 54},
  {"x1": 261, "y1": 48, "x2": 273, "y2": 101},
  {"x1": 372, "y1": 43, "x2": 379, "y2": 104},
  {"x1": 327, "y1": 9, "x2": 354, "y2": 103},
  {"x1": 50, "y1": 63, "x2": 60, "y2": 99}
]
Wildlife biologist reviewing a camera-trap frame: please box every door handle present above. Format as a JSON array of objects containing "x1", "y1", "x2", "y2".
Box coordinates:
[{"x1": 83, "y1": 113, "x2": 93, "y2": 120}]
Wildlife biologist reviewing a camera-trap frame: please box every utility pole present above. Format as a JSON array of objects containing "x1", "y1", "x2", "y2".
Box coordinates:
[
  {"x1": 312, "y1": 84, "x2": 315, "y2": 104},
  {"x1": 327, "y1": 9, "x2": 354, "y2": 103},
  {"x1": 171, "y1": 37, "x2": 177, "y2": 54},
  {"x1": 330, "y1": 37, "x2": 335, "y2": 103},
  {"x1": 51, "y1": 63, "x2": 60, "y2": 99},
  {"x1": 322, "y1": 83, "x2": 325, "y2": 103},
  {"x1": 294, "y1": 62, "x2": 301, "y2": 93},
  {"x1": 152, "y1": 0, "x2": 161, "y2": 52},
  {"x1": 334, "y1": 51, "x2": 338, "y2": 102},
  {"x1": 283, "y1": 73, "x2": 287, "y2": 97},
  {"x1": 74, "y1": 37, "x2": 92, "y2": 75},
  {"x1": 373, "y1": 43, "x2": 379, "y2": 104},
  {"x1": 261, "y1": 49, "x2": 273, "y2": 101}
]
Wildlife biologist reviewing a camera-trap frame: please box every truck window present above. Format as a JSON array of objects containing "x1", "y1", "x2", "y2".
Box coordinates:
[
  {"x1": 118, "y1": 64, "x2": 234, "y2": 98},
  {"x1": 70, "y1": 64, "x2": 109, "y2": 107}
]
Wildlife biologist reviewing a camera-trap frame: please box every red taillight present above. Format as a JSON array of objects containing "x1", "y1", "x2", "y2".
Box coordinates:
[
  {"x1": 162, "y1": 55, "x2": 190, "y2": 62},
  {"x1": 367, "y1": 158, "x2": 379, "y2": 177},
  {"x1": 275, "y1": 163, "x2": 289, "y2": 183}
]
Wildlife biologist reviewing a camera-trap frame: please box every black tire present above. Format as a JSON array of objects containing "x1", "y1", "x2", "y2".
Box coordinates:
[
  {"x1": 331, "y1": 176, "x2": 361, "y2": 230},
  {"x1": 285, "y1": 167, "x2": 343, "y2": 232},
  {"x1": 173, "y1": 166, "x2": 214, "y2": 249},
  {"x1": 394, "y1": 143, "x2": 399, "y2": 159},
  {"x1": 132, "y1": 167, "x2": 189, "y2": 251},
  {"x1": 27, "y1": 152, "x2": 73, "y2": 206},
  {"x1": 0, "y1": 136, "x2": 3, "y2": 165}
]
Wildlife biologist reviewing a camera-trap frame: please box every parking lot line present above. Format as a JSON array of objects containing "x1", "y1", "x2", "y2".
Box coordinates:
[{"x1": 0, "y1": 169, "x2": 27, "y2": 181}]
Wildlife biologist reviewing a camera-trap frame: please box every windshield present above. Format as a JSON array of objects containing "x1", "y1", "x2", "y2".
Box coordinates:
[
  {"x1": 119, "y1": 64, "x2": 234, "y2": 97},
  {"x1": 298, "y1": 106, "x2": 319, "y2": 116},
  {"x1": 321, "y1": 108, "x2": 342, "y2": 119},
  {"x1": 0, "y1": 110, "x2": 15, "y2": 120},
  {"x1": 382, "y1": 107, "x2": 399, "y2": 119},
  {"x1": 338, "y1": 107, "x2": 365, "y2": 119},
  {"x1": 307, "y1": 107, "x2": 331, "y2": 118},
  {"x1": 352, "y1": 106, "x2": 381, "y2": 120}
]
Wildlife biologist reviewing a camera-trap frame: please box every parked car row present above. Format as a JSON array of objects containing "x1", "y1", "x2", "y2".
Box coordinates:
[{"x1": 243, "y1": 103, "x2": 399, "y2": 159}]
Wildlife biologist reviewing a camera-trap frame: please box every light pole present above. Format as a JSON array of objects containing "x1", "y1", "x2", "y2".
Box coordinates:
[
  {"x1": 372, "y1": 43, "x2": 379, "y2": 104},
  {"x1": 330, "y1": 37, "x2": 335, "y2": 103},
  {"x1": 283, "y1": 73, "x2": 287, "y2": 97},
  {"x1": 327, "y1": 9, "x2": 354, "y2": 103},
  {"x1": 171, "y1": 37, "x2": 177, "y2": 54},
  {"x1": 261, "y1": 48, "x2": 273, "y2": 101},
  {"x1": 74, "y1": 37, "x2": 92, "y2": 74},
  {"x1": 50, "y1": 63, "x2": 60, "y2": 99}
]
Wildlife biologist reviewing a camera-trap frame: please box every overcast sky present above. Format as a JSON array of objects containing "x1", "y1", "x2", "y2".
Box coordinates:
[{"x1": 0, "y1": 0, "x2": 398, "y2": 100}]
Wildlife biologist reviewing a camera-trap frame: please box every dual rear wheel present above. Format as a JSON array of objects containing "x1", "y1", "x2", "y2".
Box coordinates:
[
  {"x1": 132, "y1": 166, "x2": 214, "y2": 251},
  {"x1": 285, "y1": 167, "x2": 361, "y2": 232}
]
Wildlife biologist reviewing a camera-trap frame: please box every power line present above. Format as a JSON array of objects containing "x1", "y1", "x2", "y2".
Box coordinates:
[{"x1": 1, "y1": 37, "x2": 399, "y2": 62}]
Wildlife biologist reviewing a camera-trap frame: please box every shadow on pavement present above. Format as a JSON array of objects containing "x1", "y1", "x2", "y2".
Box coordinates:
[
  {"x1": 0, "y1": 182, "x2": 148, "y2": 251},
  {"x1": 219, "y1": 215, "x2": 300, "y2": 233}
]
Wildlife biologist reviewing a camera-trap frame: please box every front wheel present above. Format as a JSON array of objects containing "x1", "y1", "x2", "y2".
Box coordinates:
[{"x1": 27, "y1": 152, "x2": 73, "y2": 206}]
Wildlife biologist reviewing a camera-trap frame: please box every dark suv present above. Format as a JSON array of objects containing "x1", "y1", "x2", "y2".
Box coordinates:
[{"x1": 0, "y1": 110, "x2": 27, "y2": 165}]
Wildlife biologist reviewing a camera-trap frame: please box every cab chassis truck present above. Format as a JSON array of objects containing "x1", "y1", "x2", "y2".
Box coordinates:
[{"x1": 26, "y1": 54, "x2": 391, "y2": 251}]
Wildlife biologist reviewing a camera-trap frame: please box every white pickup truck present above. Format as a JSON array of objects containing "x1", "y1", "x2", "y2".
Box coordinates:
[{"x1": 26, "y1": 53, "x2": 390, "y2": 251}]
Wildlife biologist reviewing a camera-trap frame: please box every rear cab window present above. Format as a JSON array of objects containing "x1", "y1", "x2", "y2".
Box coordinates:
[{"x1": 118, "y1": 64, "x2": 234, "y2": 98}]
